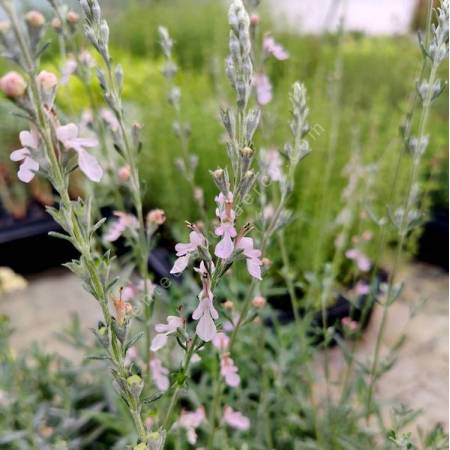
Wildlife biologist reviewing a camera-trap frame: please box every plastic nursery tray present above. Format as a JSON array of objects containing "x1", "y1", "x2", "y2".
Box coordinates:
[{"x1": 0, "y1": 201, "x2": 78, "y2": 274}]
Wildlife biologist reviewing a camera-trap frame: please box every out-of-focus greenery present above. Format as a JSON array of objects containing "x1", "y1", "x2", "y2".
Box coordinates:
[
  {"x1": 1, "y1": 0, "x2": 448, "y2": 278},
  {"x1": 102, "y1": 0, "x2": 448, "y2": 278}
]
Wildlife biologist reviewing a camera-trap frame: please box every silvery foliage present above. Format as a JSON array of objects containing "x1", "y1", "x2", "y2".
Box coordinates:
[
  {"x1": 226, "y1": 0, "x2": 253, "y2": 110},
  {"x1": 408, "y1": 0, "x2": 449, "y2": 158},
  {"x1": 219, "y1": 0, "x2": 259, "y2": 202},
  {"x1": 283, "y1": 82, "x2": 310, "y2": 192}
]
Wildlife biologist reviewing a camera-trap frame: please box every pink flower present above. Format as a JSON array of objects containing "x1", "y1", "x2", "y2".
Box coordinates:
[
  {"x1": 10, "y1": 130, "x2": 39, "y2": 183},
  {"x1": 104, "y1": 211, "x2": 139, "y2": 242},
  {"x1": 149, "y1": 357, "x2": 169, "y2": 391},
  {"x1": 214, "y1": 192, "x2": 237, "y2": 260},
  {"x1": 124, "y1": 346, "x2": 138, "y2": 366},
  {"x1": 193, "y1": 262, "x2": 218, "y2": 341},
  {"x1": 100, "y1": 108, "x2": 120, "y2": 131},
  {"x1": 61, "y1": 59, "x2": 77, "y2": 84},
  {"x1": 220, "y1": 353, "x2": 240, "y2": 387},
  {"x1": 263, "y1": 35, "x2": 289, "y2": 60},
  {"x1": 56, "y1": 123, "x2": 103, "y2": 182},
  {"x1": 355, "y1": 281, "x2": 370, "y2": 296},
  {"x1": 151, "y1": 315, "x2": 184, "y2": 351},
  {"x1": 223, "y1": 406, "x2": 250, "y2": 431},
  {"x1": 170, "y1": 230, "x2": 206, "y2": 274},
  {"x1": 262, "y1": 148, "x2": 283, "y2": 181},
  {"x1": 342, "y1": 317, "x2": 358, "y2": 331},
  {"x1": 345, "y1": 248, "x2": 371, "y2": 272},
  {"x1": 254, "y1": 73, "x2": 272, "y2": 105},
  {"x1": 212, "y1": 332, "x2": 230, "y2": 352},
  {"x1": 236, "y1": 237, "x2": 263, "y2": 280},
  {"x1": 178, "y1": 406, "x2": 205, "y2": 445},
  {"x1": 117, "y1": 164, "x2": 131, "y2": 181}
]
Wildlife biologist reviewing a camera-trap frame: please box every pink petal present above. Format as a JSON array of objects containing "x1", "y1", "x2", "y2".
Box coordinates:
[
  {"x1": 196, "y1": 312, "x2": 216, "y2": 342},
  {"x1": 170, "y1": 254, "x2": 190, "y2": 274},
  {"x1": 150, "y1": 334, "x2": 168, "y2": 352},
  {"x1": 76, "y1": 137, "x2": 99, "y2": 148},
  {"x1": 19, "y1": 130, "x2": 38, "y2": 149},
  {"x1": 10, "y1": 148, "x2": 29, "y2": 162},
  {"x1": 254, "y1": 73, "x2": 272, "y2": 105},
  {"x1": 18, "y1": 157, "x2": 39, "y2": 183},
  {"x1": 56, "y1": 123, "x2": 79, "y2": 145},
  {"x1": 192, "y1": 298, "x2": 207, "y2": 321},
  {"x1": 76, "y1": 148, "x2": 103, "y2": 182},
  {"x1": 215, "y1": 234, "x2": 234, "y2": 259},
  {"x1": 247, "y1": 258, "x2": 262, "y2": 280}
]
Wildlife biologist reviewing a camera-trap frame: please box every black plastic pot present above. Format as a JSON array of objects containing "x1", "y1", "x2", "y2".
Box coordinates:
[
  {"x1": 416, "y1": 207, "x2": 449, "y2": 271},
  {"x1": 267, "y1": 271, "x2": 387, "y2": 345},
  {"x1": 0, "y1": 201, "x2": 78, "y2": 274}
]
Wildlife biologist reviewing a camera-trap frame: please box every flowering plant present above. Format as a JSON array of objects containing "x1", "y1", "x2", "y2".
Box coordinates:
[{"x1": 0, "y1": 0, "x2": 448, "y2": 449}]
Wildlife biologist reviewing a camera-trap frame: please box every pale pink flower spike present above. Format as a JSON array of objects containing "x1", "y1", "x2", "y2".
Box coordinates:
[{"x1": 223, "y1": 406, "x2": 250, "y2": 431}]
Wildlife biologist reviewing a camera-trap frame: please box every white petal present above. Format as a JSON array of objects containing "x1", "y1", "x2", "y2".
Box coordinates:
[
  {"x1": 77, "y1": 148, "x2": 103, "y2": 182},
  {"x1": 150, "y1": 334, "x2": 168, "y2": 352},
  {"x1": 56, "y1": 123, "x2": 79, "y2": 146},
  {"x1": 170, "y1": 254, "x2": 190, "y2": 274},
  {"x1": 10, "y1": 148, "x2": 29, "y2": 162},
  {"x1": 19, "y1": 130, "x2": 38, "y2": 149},
  {"x1": 196, "y1": 312, "x2": 216, "y2": 342},
  {"x1": 18, "y1": 157, "x2": 39, "y2": 183}
]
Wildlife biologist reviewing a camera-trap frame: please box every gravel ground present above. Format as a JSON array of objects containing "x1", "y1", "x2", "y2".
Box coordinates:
[{"x1": 1, "y1": 261, "x2": 447, "y2": 434}]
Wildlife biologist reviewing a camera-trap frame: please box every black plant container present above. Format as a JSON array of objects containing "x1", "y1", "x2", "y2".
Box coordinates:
[
  {"x1": 0, "y1": 201, "x2": 78, "y2": 274},
  {"x1": 416, "y1": 207, "x2": 449, "y2": 271},
  {"x1": 267, "y1": 270, "x2": 387, "y2": 346}
]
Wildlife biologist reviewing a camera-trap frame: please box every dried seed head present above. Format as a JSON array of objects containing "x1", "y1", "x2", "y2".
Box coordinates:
[
  {"x1": 0, "y1": 71, "x2": 27, "y2": 97},
  {"x1": 25, "y1": 10, "x2": 45, "y2": 28}
]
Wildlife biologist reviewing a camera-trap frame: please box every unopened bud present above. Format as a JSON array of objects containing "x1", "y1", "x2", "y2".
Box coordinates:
[
  {"x1": 147, "y1": 209, "x2": 166, "y2": 226},
  {"x1": 66, "y1": 11, "x2": 80, "y2": 24},
  {"x1": 250, "y1": 14, "x2": 260, "y2": 26},
  {"x1": 25, "y1": 10, "x2": 45, "y2": 28},
  {"x1": 210, "y1": 168, "x2": 229, "y2": 193},
  {"x1": 0, "y1": 71, "x2": 27, "y2": 97},
  {"x1": 51, "y1": 17, "x2": 62, "y2": 31},
  {"x1": 36, "y1": 71, "x2": 58, "y2": 91},
  {"x1": 252, "y1": 296, "x2": 266, "y2": 309},
  {"x1": 117, "y1": 164, "x2": 131, "y2": 181},
  {"x1": 223, "y1": 300, "x2": 234, "y2": 310},
  {"x1": 261, "y1": 257, "x2": 272, "y2": 267}
]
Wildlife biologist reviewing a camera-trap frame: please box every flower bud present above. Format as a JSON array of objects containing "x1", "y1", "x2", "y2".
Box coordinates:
[
  {"x1": 36, "y1": 71, "x2": 58, "y2": 91},
  {"x1": 66, "y1": 11, "x2": 80, "y2": 24},
  {"x1": 117, "y1": 164, "x2": 131, "y2": 181},
  {"x1": 223, "y1": 300, "x2": 234, "y2": 310},
  {"x1": 252, "y1": 296, "x2": 266, "y2": 309},
  {"x1": 250, "y1": 14, "x2": 260, "y2": 26},
  {"x1": 25, "y1": 10, "x2": 45, "y2": 28},
  {"x1": 210, "y1": 168, "x2": 229, "y2": 194},
  {"x1": 147, "y1": 209, "x2": 166, "y2": 226},
  {"x1": 127, "y1": 374, "x2": 144, "y2": 398},
  {"x1": 0, "y1": 71, "x2": 27, "y2": 97},
  {"x1": 261, "y1": 257, "x2": 272, "y2": 268},
  {"x1": 51, "y1": 17, "x2": 62, "y2": 31}
]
